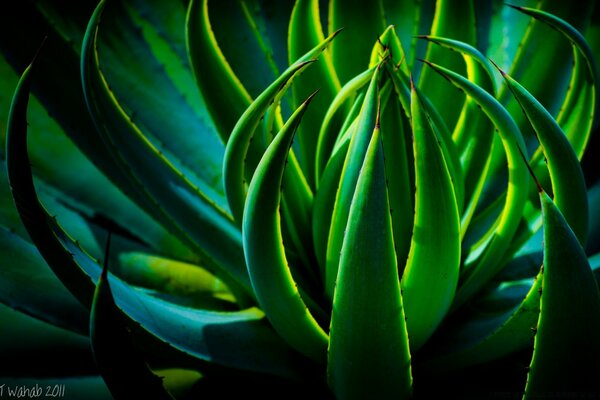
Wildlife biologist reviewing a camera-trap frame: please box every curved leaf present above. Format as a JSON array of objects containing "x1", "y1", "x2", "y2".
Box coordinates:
[
  {"x1": 0, "y1": 1, "x2": 140, "y2": 207},
  {"x1": 207, "y1": 0, "x2": 283, "y2": 98},
  {"x1": 186, "y1": 0, "x2": 252, "y2": 141},
  {"x1": 82, "y1": 0, "x2": 251, "y2": 298},
  {"x1": 288, "y1": 0, "x2": 341, "y2": 186},
  {"x1": 223, "y1": 60, "x2": 313, "y2": 224},
  {"x1": 95, "y1": 1, "x2": 226, "y2": 205},
  {"x1": 328, "y1": 116, "x2": 412, "y2": 399},
  {"x1": 486, "y1": 1, "x2": 594, "y2": 201},
  {"x1": 7, "y1": 58, "x2": 97, "y2": 306},
  {"x1": 243, "y1": 92, "x2": 328, "y2": 362},
  {"x1": 5, "y1": 55, "x2": 307, "y2": 380},
  {"x1": 0, "y1": 56, "x2": 195, "y2": 263},
  {"x1": 223, "y1": 28, "x2": 340, "y2": 222},
  {"x1": 401, "y1": 83, "x2": 460, "y2": 351},
  {"x1": 421, "y1": 61, "x2": 529, "y2": 308},
  {"x1": 500, "y1": 67, "x2": 588, "y2": 245},
  {"x1": 418, "y1": 0, "x2": 476, "y2": 129},
  {"x1": 418, "y1": 36, "x2": 497, "y2": 236},
  {"x1": 501, "y1": 1, "x2": 594, "y2": 126},
  {"x1": 523, "y1": 192, "x2": 600, "y2": 397}
]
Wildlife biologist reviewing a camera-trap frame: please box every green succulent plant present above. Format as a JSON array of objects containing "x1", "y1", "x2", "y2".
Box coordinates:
[{"x1": 1, "y1": 0, "x2": 600, "y2": 398}]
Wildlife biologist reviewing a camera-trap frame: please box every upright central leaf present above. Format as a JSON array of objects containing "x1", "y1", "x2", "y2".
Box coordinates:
[
  {"x1": 325, "y1": 67, "x2": 380, "y2": 300},
  {"x1": 401, "y1": 84, "x2": 460, "y2": 351},
  {"x1": 328, "y1": 117, "x2": 412, "y2": 400}
]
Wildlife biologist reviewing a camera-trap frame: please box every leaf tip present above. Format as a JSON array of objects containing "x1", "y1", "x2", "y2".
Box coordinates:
[
  {"x1": 504, "y1": 3, "x2": 522, "y2": 10},
  {"x1": 304, "y1": 89, "x2": 320, "y2": 106},
  {"x1": 30, "y1": 35, "x2": 48, "y2": 67},
  {"x1": 331, "y1": 27, "x2": 344, "y2": 39},
  {"x1": 516, "y1": 145, "x2": 543, "y2": 193},
  {"x1": 416, "y1": 57, "x2": 433, "y2": 68},
  {"x1": 488, "y1": 57, "x2": 507, "y2": 77}
]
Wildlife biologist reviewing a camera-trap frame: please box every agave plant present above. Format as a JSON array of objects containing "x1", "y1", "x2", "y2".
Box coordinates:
[{"x1": 1, "y1": 0, "x2": 600, "y2": 398}]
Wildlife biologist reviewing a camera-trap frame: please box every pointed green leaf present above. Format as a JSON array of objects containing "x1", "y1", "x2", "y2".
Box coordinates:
[
  {"x1": 186, "y1": 0, "x2": 252, "y2": 141},
  {"x1": 486, "y1": 2, "x2": 595, "y2": 200},
  {"x1": 315, "y1": 67, "x2": 375, "y2": 181},
  {"x1": 369, "y1": 25, "x2": 409, "y2": 75},
  {"x1": 421, "y1": 61, "x2": 529, "y2": 308},
  {"x1": 401, "y1": 84, "x2": 460, "y2": 351},
  {"x1": 328, "y1": 118, "x2": 412, "y2": 400},
  {"x1": 418, "y1": 0, "x2": 476, "y2": 129},
  {"x1": 224, "y1": 28, "x2": 339, "y2": 223},
  {"x1": 386, "y1": 63, "x2": 464, "y2": 213},
  {"x1": 6, "y1": 59, "x2": 97, "y2": 306},
  {"x1": 288, "y1": 0, "x2": 341, "y2": 187},
  {"x1": 223, "y1": 60, "x2": 313, "y2": 224},
  {"x1": 206, "y1": 0, "x2": 283, "y2": 98},
  {"x1": 523, "y1": 192, "x2": 600, "y2": 397},
  {"x1": 501, "y1": 1, "x2": 594, "y2": 127},
  {"x1": 312, "y1": 90, "x2": 365, "y2": 276},
  {"x1": 243, "y1": 92, "x2": 328, "y2": 362},
  {"x1": 522, "y1": 5, "x2": 600, "y2": 158},
  {"x1": 325, "y1": 66, "x2": 380, "y2": 300},
  {"x1": 418, "y1": 36, "x2": 497, "y2": 235},
  {"x1": 380, "y1": 92, "x2": 414, "y2": 273},
  {"x1": 312, "y1": 138, "x2": 348, "y2": 280},
  {"x1": 501, "y1": 68, "x2": 588, "y2": 245}
]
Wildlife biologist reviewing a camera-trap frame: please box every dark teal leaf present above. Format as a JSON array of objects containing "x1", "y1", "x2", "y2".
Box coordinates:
[{"x1": 90, "y1": 246, "x2": 175, "y2": 400}]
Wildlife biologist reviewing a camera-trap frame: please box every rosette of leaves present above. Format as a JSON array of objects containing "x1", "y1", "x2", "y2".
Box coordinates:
[{"x1": 1, "y1": 0, "x2": 600, "y2": 398}]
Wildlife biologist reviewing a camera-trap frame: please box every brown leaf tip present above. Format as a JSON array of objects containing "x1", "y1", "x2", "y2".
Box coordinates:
[
  {"x1": 517, "y1": 145, "x2": 543, "y2": 193},
  {"x1": 488, "y1": 57, "x2": 507, "y2": 77}
]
